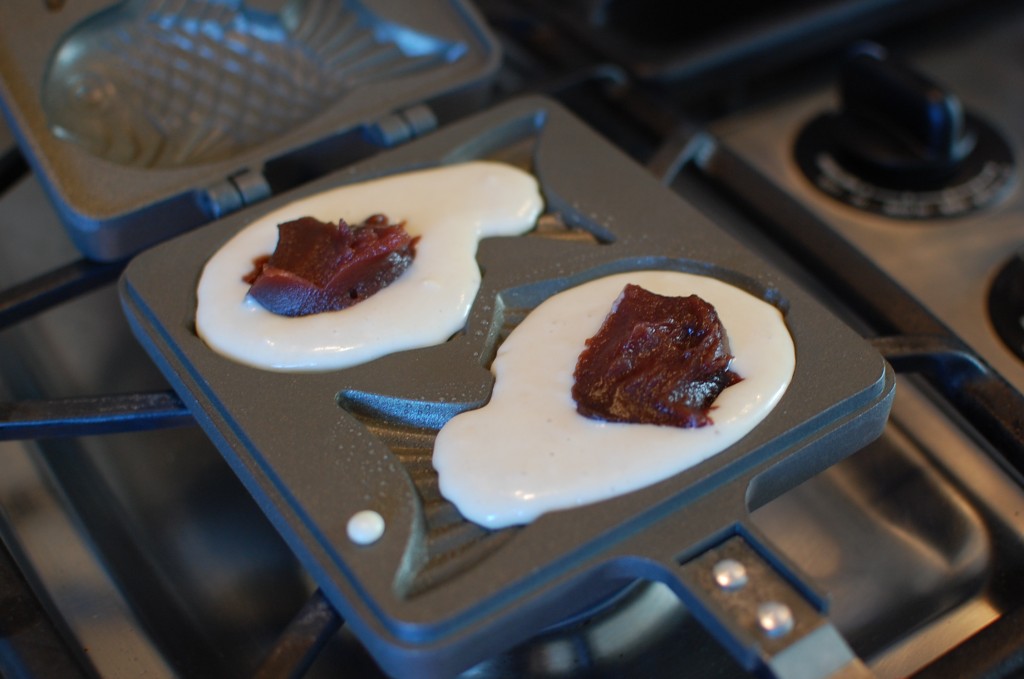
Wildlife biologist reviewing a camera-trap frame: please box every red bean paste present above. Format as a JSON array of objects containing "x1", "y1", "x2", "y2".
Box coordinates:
[
  {"x1": 572, "y1": 284, "x2": 742, "y2": 428},
  {"x1": 243, "y1": 214, "x2": 418, "y2": 317}
]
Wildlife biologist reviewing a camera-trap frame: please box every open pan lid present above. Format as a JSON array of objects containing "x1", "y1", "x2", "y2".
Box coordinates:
[{"x1": 0, "y1": 0, "x2": 499, "y2": 260}]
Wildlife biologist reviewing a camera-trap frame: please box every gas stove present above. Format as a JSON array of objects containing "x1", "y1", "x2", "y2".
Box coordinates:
[{"x1": 3, "y1": 1, "x2": 1024, "y2": 678}]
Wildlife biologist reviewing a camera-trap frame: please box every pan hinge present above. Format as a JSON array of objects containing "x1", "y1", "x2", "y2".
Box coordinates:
[
  {"x1": 198, "y1": 105, "x2": 437, "y2": 220},
  {"x1": 366, "y1": 105, "x2": 438, "y2": 148},
  {"x1": 200, "y1": 168, "x2": 272, "y2": 220}
]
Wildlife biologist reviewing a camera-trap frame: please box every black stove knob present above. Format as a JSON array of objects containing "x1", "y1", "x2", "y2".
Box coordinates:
[
  {"x1": 794, "y1": 43, "x2": 1014, "y2": 219},
  {"x1": 831, "y1": 45, "x2": 975, "y2": 190}
]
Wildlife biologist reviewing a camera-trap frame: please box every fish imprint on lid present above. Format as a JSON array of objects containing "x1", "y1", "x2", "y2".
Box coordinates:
[
  {"x1": 42, "y1": 0, "x2": 464, "y2": 168},
  {"x1": 432, "y1": 271, "x2": 796, "y2": 530},
  {"x1": 195, "y1": 162, "x2": 544, "y2": 371}
]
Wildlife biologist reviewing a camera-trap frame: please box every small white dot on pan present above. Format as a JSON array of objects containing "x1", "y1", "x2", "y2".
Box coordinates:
[{"x1": 347, "y1": 510, "x2": 385, "y2": 545}]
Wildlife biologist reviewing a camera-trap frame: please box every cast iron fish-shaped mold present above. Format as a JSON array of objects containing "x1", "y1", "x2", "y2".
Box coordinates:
[
  {"x1": 118, "y1": 98, "x2": 895, "y2": 678},
  {"x1": 41, "y1": 0, "x2": 466, "y2": 168}
]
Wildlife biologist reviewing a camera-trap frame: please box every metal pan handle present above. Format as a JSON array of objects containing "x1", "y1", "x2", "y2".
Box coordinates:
[{"x1": 661, "y1": 527, "x2": 875, "y2": 679}]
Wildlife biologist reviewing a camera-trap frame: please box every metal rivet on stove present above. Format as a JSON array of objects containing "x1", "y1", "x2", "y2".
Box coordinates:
[
  {"x1": 711, "y1": 558, "x2": 748, "y2": 591},
  {"x1": 757, "y1": 602, "x2": 794, "y2": 638}
]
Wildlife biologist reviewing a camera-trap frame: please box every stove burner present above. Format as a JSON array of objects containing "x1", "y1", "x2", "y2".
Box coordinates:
[
  {"x1": 989, "y1": 249, "x2": 1024, "y2": 362},
  {"x1": 794, "y1": 44, "x2": 1015, "y2": 219}
]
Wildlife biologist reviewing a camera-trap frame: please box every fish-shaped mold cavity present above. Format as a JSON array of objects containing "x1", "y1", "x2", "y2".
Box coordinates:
[{"x1": 41, "y1": 0, "x2": 466, "y2": 168}]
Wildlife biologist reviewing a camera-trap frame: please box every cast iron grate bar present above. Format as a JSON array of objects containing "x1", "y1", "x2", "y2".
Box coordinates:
[
  {"x1": 0, "y1": 142, "x2": 126, "y2": 330},
  {"x1": 0, "y1": 257, "x2": 126, "y2": 331},
  {"x1": 0, "y1": 390, "x2": 193, "y2": 440},
  {"x1": 253, "y1": 589, "x2": 343, "y2": 679},
  {"x1": 871, "y1": 335, "x2": 1024, "y2": 467},
  {"x1": 0, "y1": 146, "x2": 29, "y2": 197}
]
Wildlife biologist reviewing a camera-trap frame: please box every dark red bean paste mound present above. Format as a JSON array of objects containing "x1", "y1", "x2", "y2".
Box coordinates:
[
  {"x1": 243, "y1": 214, "x2": 418, "y2": 317},
  {"x1": 572, "y1": 284, "x2": 742, "y2": 428}
]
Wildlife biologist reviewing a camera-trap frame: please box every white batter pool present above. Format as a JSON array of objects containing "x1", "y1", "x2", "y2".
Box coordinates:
[
  {"x1": 195, "y1": 161, "x2": 544, "y2": 371},
  {"x1": 433, "y1": 271, "x2": 795, "y2": 529}
]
